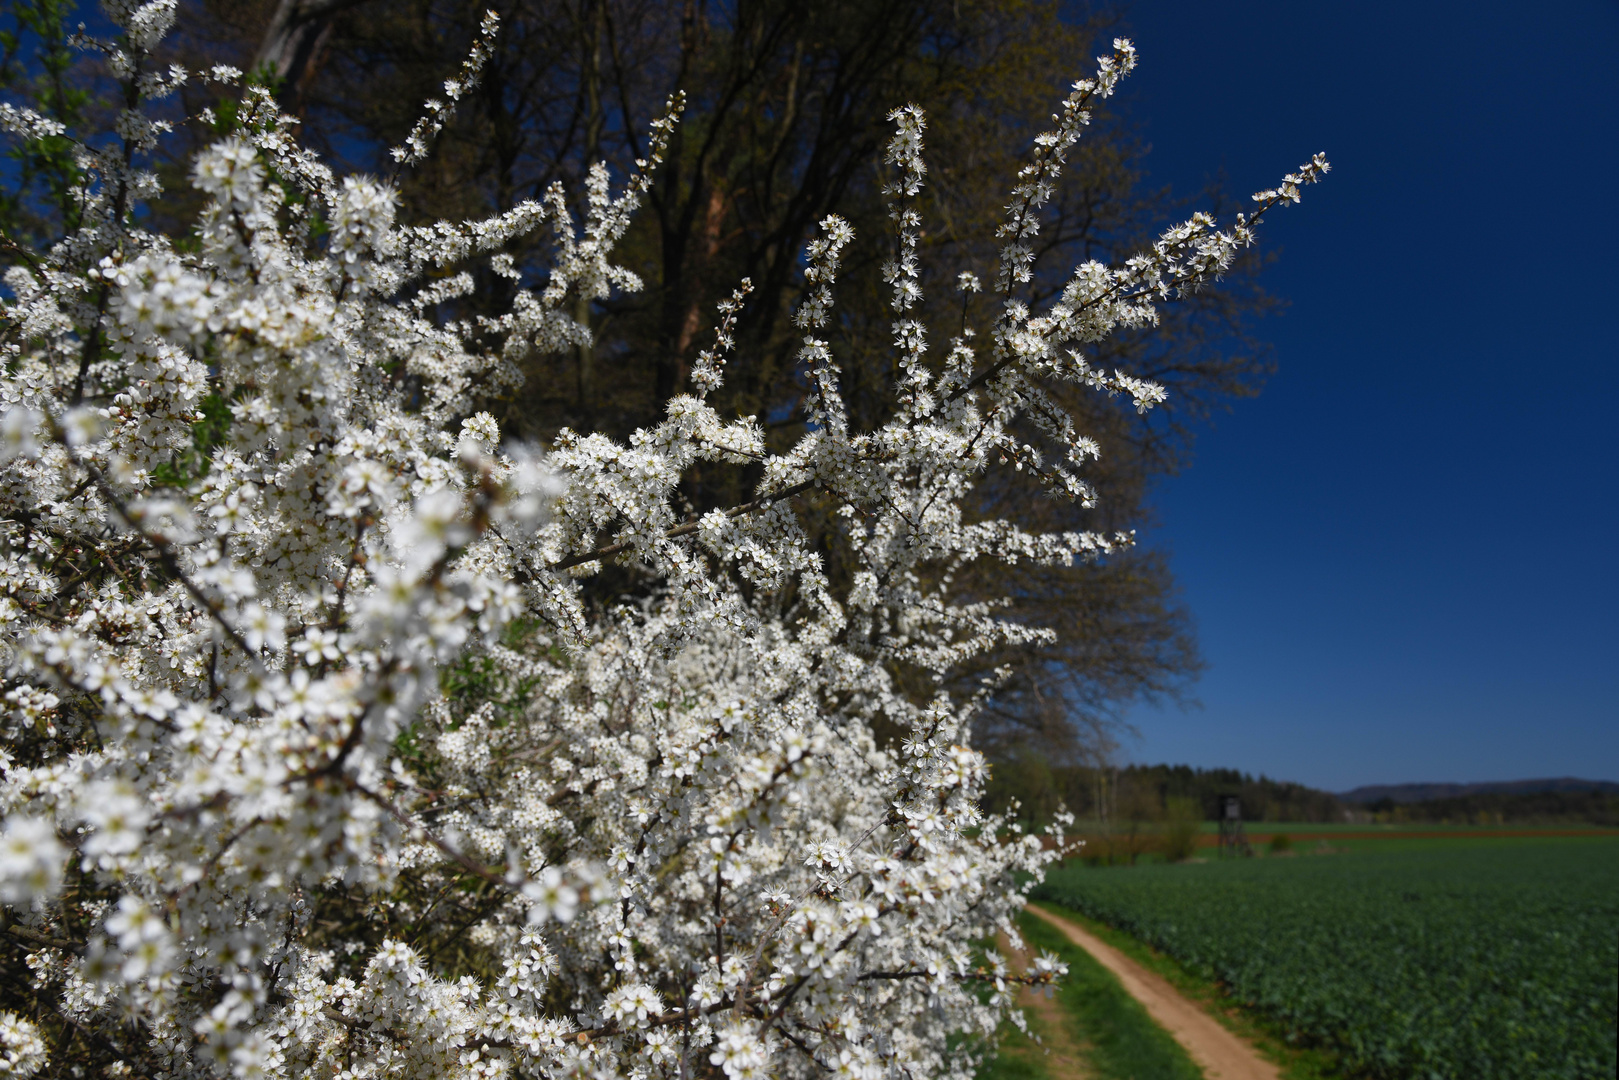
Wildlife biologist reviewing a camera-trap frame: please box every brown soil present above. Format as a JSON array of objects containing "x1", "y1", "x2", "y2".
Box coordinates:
[
  {"x1": 1040, "y1": 827, "x2": 1619, "y2": 851},
  {"x1": 1220, "y1": 828, "x2": 1617, "y2": 844},
  {"x1": 998, "y1": 930, "x2": 1091, "y2": 1078},
  {"x1": 1026, "y1": 905, "x2": 1281, "y2": 1080}
]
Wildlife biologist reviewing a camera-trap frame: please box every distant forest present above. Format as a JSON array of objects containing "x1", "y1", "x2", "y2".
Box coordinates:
[
  {"x1": 985, "y1": 761, "x2": 1619, "y2": 827},
  {"x1": 1358, "y1": 789, "x2": 1619, "y2": 827},
  {"x1": 984, "y1": 762, "x2": 1345, "y2": 826}
]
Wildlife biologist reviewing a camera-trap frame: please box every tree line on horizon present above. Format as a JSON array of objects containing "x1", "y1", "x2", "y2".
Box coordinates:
[
  {"x1": 984, "y1": 761, "x2": 1619, "y2": 828},
  {"x1": 1357, "y1": 788, "x2": 1619, "y2": 827},
  {"x1": 986, "y1": 761, "x2": 1346, "y2": 826}
]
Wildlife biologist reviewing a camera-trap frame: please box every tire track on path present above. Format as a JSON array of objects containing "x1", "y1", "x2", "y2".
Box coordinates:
[{"x1": 1026, "y1": 904, "x2": 1280, "y2": 1080}]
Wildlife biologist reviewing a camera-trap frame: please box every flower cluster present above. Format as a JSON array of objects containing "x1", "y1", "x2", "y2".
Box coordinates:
[{"x1": 0, "y1": 8, "x2": 1323, "y2": 1079}]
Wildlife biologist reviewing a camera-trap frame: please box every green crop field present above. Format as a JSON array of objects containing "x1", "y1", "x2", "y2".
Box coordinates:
[{"x1": 1034, "y1": 838, "x2": 1619, "y2": 1079}]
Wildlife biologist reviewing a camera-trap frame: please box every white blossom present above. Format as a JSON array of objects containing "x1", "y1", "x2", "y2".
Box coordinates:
[
  {"x1": 0, "y1": 19, "x2": 1323, "y2": 1080},
  {"x1": 0, "y1": 1012, "x2": 47, "y2": 1078},
  {"x1": 0, "y1": 817, "x2": 64, "y2": 905}
]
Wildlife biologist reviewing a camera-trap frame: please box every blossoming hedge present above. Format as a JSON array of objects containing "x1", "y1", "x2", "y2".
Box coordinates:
[{"x1": 0, "y1": 4, "x2": 1324, "y2": 1078}]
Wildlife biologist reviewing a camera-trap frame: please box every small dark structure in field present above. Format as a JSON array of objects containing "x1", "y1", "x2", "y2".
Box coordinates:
[{"x1": 1218, "y1": 794, "x2": 1253, "y2": 857}]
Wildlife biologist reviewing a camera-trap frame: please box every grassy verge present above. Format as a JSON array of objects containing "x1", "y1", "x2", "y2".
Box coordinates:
[
  {"x1": 1029, "y1": 901, "x2": 1342, "y2": 1080},
  {"x1": 981, "y1": 910, "x2": 1203, "y2": 1080},
  {"x1": 975, "y1": 1019, "x2": 1055, "y2": 1080}
]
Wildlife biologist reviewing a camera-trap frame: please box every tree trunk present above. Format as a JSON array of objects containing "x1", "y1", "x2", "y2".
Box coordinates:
[{"x1": 253, "y1": 0, "x2": 372, "y2": 97}]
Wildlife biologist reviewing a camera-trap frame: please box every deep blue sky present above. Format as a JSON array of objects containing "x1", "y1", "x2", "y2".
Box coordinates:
[{"x1": 1091, "y1": 0, "x2": 1619, "y2": 791}]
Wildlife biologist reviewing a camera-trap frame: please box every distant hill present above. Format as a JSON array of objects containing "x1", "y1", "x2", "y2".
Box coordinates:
[{"x1": 1340, "y1": 778, "x2": 1619, "y2": 804}]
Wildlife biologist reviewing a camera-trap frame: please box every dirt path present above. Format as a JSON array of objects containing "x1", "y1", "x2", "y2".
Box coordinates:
[{"x1": 1026, "y1": 904, "x2": 1280, "y2": 1080}]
